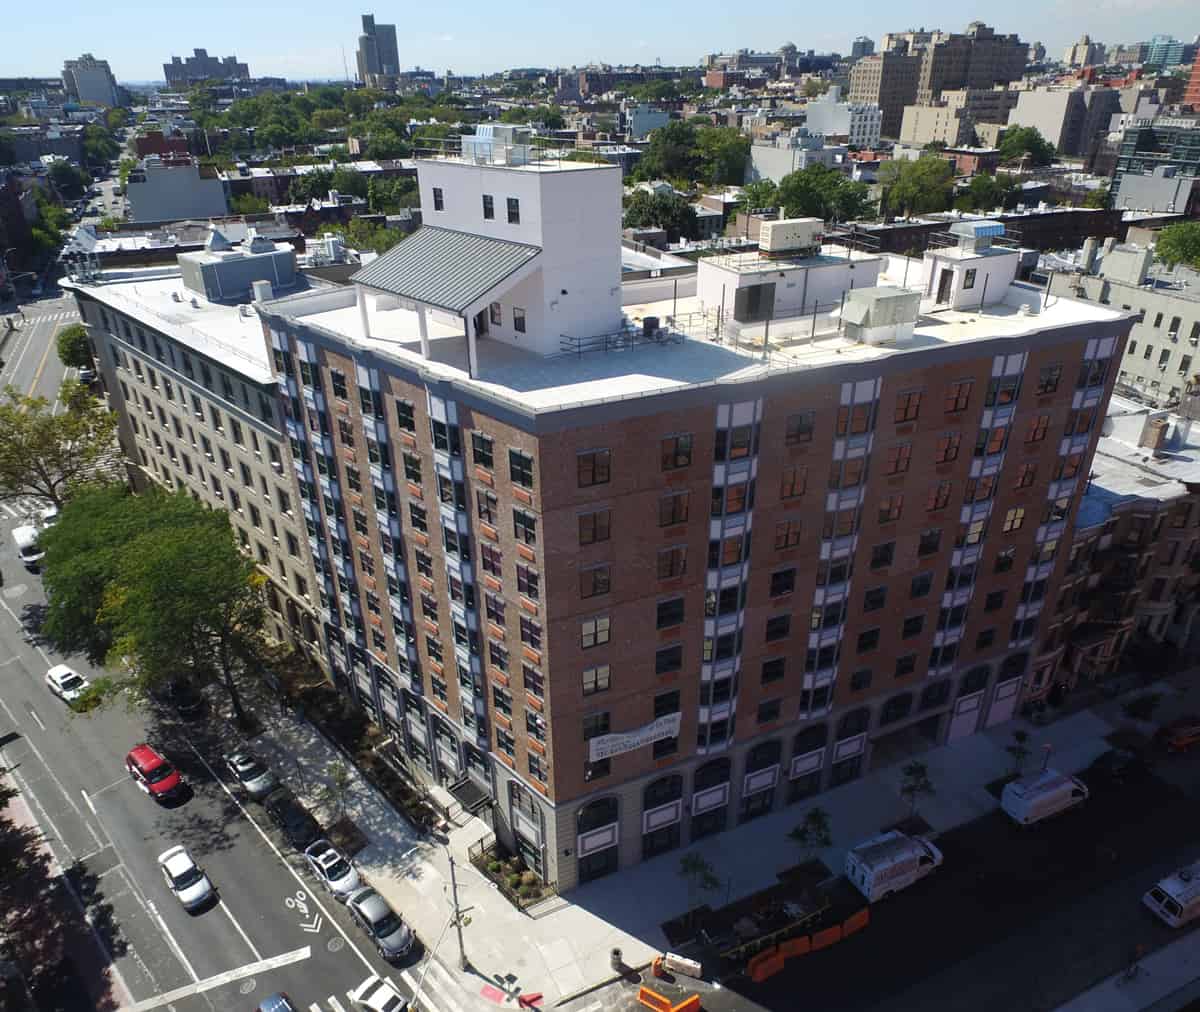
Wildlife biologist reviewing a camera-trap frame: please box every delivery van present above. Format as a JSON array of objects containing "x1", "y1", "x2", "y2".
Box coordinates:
[
  {"x1": 11, "y1": 524, "x2": 44, "y2": 569},
  {"x1": 845, "y1": 830, "x2": 944, "y2": 902},
  {"x1": 1143, "y1": 861, "x2": 1200, "y2": 928},
  {"x1": 1001, "y1": 769, "x2": 1088, "y2": 826}
]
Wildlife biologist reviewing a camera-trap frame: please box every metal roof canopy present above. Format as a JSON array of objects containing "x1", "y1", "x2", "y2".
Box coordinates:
[{"x1": 350, "y1": 226, "x2": 541, "y2": 316}]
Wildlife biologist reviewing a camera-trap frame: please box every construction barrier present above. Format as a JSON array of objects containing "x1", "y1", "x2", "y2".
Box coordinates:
[
  {"x1": 750, "y1": 952, "x2": 788, "y2": 982},
  {"x1": 842, "y1": 907, "x2": 871, "y2": 937},
  {"x1": 673, "y1": 997, "x2": 701, "y2": 1012},
  {"x1": 746, "y1": 946, "x2": 778, "y2": 978},
  {"x1": 637, "y1": 987, "x2": 673, "y2": 1012},
  {"x1": 779, "y1": 935, "x2": 811, "y2": 959},
  {"x1": 664, "y1": 952, "x2": 704, "y2": 979},
  {"x1": 811, "y1": 925, "x2": 843, "y2": 951}
]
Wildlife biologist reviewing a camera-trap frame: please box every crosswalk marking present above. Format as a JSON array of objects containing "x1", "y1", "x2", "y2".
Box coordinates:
[
  {"x1": 401, "y1": 959, "x2": 468, "y2": 1012},
  {"x1": 326, "y1": 997, "x2": 346, "y2": 1012}
]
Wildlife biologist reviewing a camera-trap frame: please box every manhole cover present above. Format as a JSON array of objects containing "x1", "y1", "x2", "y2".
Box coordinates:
[
  {"x1": 2, "y1": 585, "x2": 27, "y2": 598},
  {"x1": 327, "y1": 937, "x2": 345, "y2": 953},
  {"x1": 239, "y1": 980, "x2": 256, "y2": 995}
]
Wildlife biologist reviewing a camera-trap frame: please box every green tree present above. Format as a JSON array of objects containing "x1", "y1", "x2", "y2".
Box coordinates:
[
  {"x1": 329, "y1": 218, "x2": 401, "y2": 255},
  {"x1": 900, "y1": 760, "x2": 935, "y2": 817},
  {"x1": 678, "y1": 851, "x2": 719, "y2": 931},
  {"x1": 49, "y1": 161, "x2": 89, "y2": 199},
  {"x1": 955, "y1": 171, "x2": 1019, "y2": 212},
  {"x1": 622, "y1": 189, "x2": 697, "y2": 241},
  {"x1": 696, "y1": 126, "x2": 751, "y2": 185},
  {"x1": 366, "y1": 176, "x2": 419, "y2": 213},
  {"x1": 320, "y1": 759, "x2": 354, "y2": 820},
  {"x1": 363, "y1": 130, "x2": 410, "y2": 160},
  {"x1": 998, "y1": 125, "x2": 1056, "y2": 166},
  {"x1": 628, "y1": 80, "x2": 680, "y2": 103},
  {"x1": 329, "y1": 166, "x2": 368, "y2": 199},
  {"x1": 81, "y1": 124, "x2": 119, "y2": 166},
  {"x1": 777, "y1": 163, "x2": 873, "y2": 221},
  {"x1": 1155, "y1": 222, "x2": 1200, "y2": 269},
  {"x1": 105, "y1": 108, "x2": 129, "y2": 131},
  {"x1": 1006, "y1": 729, "x2": 1032, "y2": 776},
  {"x1": 737, "y1": 178, "x2": 779, "y2": 211},
  {"x1": 56, "y1": 323, "x2": 92, "y2": 369},
  {"x1": 788, "y1": 806, "x2": 833, "y2": 863},
  {"x1": 0, "y1": 131, "x2": 16, "y2": 165},
  {"x1": 803, "y1": 78, "x2": 829, "y2": 98},
  {"x1": 0, "y1": 383, "x2": 117, "y2": 509},
  {"x1": 288, "y1": 167, "x2": 334, "y2": 204},
  {"x1": 635, "y1": 120, "x2": 700, "y2": 182},
  {"x1": 97, "y1": 215, "x2": 121, "y2": 231},
  {"x1": 1082, "y1": 184, "x2": 1109, "y2": 209},
  {"x1": 117, "y1": 156, "x2": 137, "y2": 190},
  {"x1": 230, "y1": 193, "x2": 269, "y2": 214},
  {"x1": 878, "y1": 156, "x2": 955, "y2": 217}
]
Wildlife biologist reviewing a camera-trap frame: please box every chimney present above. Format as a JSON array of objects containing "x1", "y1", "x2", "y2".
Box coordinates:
[
  {"x1": 251, "y1": 280, "x2": 273, "y2": 303},
  {"x1": 1139, "y1": 415, "x2": 1169, "y2": 451},
  {"x1": 1080, "y1": 237, "x2": 1098, "y2": 273}
]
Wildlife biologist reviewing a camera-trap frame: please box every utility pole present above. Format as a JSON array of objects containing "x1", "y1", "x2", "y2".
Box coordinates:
[{"x1": 448, "y1": 853, "x2": 467, "y2": 970}]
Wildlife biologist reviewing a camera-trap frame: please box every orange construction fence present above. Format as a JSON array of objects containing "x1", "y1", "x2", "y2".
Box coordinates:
[
  {"x1": 811, "y1": 925, "x2": 843, "y2": 951},
  {"x1": 749, "y1": 952, "x2": 788, "y2": 982},
  {"x1": 842, "y1": 907, "x2": 870, "y2": 936},
  {"x1": 741, "y1": 905, "x2": 870, "y2": 977},
  {"x1": 637, "y1": 987, "x2": 702, "y2": 1012},
  {"x1": 778, "y1": 936, "x2": 811, "y2": 959}
]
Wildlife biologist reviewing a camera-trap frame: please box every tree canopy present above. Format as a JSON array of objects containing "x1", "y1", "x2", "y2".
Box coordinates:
[
  {"x1": 1155, "y1": 222, "x2": 1200, "y2": 269},
  {"x1": 878, "y1": 156, "x2": 955, "y2": 217},
  {"x1": 622, "y1": 190, "x2": 698, "y2": 241},
  {"x1": 736, "y1": 178, "x2": 779, "y2": 211},
  {"x1": 328, "y1": 218, "x2": 402, "y2": 255},
  {"x1": 0, "y1": 381, "x2": 117, "y2": 508},
  {"x1": 49, "y1": 160, "x2": 90, "y2": 199},
  {"x1": 55, "y1": 323, "x2": 92, "y2": 369},
  {"x1": 998, "y1": 126, "x2": 1056, "y2": 166},
  {"x1": 635, "y1": 120, "x2": 750, "y2": 186},
  {"x1": 777, "y1": 163, "x2": 873, "y2": 221},
  {"x1": 954, "y1": 172, "x2": 1019, "y2": 212},
  {"x1": 230, "y1": 193, "x2": 269, "y2": 214}
]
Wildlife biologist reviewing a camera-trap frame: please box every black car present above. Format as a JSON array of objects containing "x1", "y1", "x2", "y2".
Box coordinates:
[
  {"x1": 263, "y1": 788, "x2": 322, "y2": 850},
  {"x1": 1087, "y1": 748, "x2": 1150, "y2": 783}
]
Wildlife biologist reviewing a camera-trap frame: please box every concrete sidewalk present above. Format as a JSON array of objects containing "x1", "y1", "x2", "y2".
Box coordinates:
[
  {"x1": 233, "y1": 677, "x2": 1170, "y2": 1010},
  {"x1": 1055, "y1": 929, "x2": 1200, "y2": 1011}
]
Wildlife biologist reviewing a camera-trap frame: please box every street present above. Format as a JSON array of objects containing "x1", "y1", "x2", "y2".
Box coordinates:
[
  {"x1": 1, "y1": 291, "x2": 78, "y2": 409},
  {"x1": 0, "y1": 512, "x2": 450, "y2": 1011}
]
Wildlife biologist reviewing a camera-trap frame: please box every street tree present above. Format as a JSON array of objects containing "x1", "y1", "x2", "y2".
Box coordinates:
[
  {"x1": 56, "y1": 323, "x2": 93, "y2": 369},
  {"x1": 878, "y1": 156, "x2": 955, "y2": 217},
  {"x1": 900, "y1": 760, "x2": 936, "y2": 817},
  {"x1": 777, "y1": 163, "x2": 873, "y2": 221},
  {"x1": 328, "y1": 218, "x2": 401, "y2": 256},
  {"x1": 1082, "y1": 184, "x2": 1109, "y2": 209},
  {"x1": 635, "y1": 120, "x2": 701, "y2": 182},
  {"x1": 678, "y1": 851, "x2": 720, "y2": 931},
  {"x1": 695, "y1": 126, "x2": 751, "y2": 185},
  {"x1": 788, "y1": 806, "x2": 833, "y2": 864},
  {"x1": 0, "y1": 383, "x2": 117, "y2": 508},
  {"x1": 998, "y1": 126, "x2": 1056, "y2": 166},
  {"x1": 1006, "y1": 729, "x2": 1033, "y2": 775},
  {"x1": 230, "y1": 193, "x2": 269, "y2": 214},
  {"x1": 955, "y1": 172, "x2": 1018, "y2": 212},
  {"x1": 622, "y1": 190, "x2": 697, "y2": 241},
  {"x1": 1155, "y1": 222, "x2": 1200, "y2": 269},
  {"x1": 321, "y1": 760, "x2": 354, "y2": 821},
  {"x1": 737, "y1": 178, "x2": 779, "y2": 212}
]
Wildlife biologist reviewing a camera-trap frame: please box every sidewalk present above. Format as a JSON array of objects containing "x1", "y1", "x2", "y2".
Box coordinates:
[
  {"x1": 1055, "y1": 929, "x2": 1200, "y2": 1011},
  {"x1": 233, "y1": 675, "x2": 1182, "y2": 1010}
]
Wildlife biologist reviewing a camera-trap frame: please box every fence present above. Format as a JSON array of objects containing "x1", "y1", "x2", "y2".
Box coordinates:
[{"x1": 468, "y1": 833, "x2": 558, "y2": 913}]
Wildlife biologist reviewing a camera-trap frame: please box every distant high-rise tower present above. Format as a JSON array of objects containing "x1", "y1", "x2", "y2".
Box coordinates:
[
  {"x1": 850, "y1": 36, "x2": 875, "y2": 61},
  {"x1": 356, "y1": 13, "x2": 400, "y2": 84},
  {"x1": 1184, "y1": 58, "x2": 1200, "y2": 109}
]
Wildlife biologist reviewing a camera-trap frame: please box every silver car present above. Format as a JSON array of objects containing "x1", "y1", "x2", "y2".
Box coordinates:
[
  {"x1": 304, "y1": 839, "x2": 361, "y2": 901},
  {"x1": 347, "y1": 887, "x2": 414, "y2": 960},
  {"x1": 223, "y1": 750, "x2": 278, "y2": 800}
]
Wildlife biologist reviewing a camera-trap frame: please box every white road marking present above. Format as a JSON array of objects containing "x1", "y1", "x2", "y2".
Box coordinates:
[
  {"x1": 327, "y1": 997, "x2": 346, "y2": 1012},
  {"x1": 27, "y1": 706, "x2": 46, "y2": 731},
  {"x1": 80, "y1": 788, "x2": 97, "y2": 815},
  {"x1": 1, "y1": 503, "x2": 19, "y2": 518},
  {"x1": 183, "y1": 740, "x2": 375, "y2": 972},
  {"x1": 0, "y1": 596, "x2": 53, "y2": 664},
  {"x1": 147, "y1": 899, "x2": 199, "y2": 982},
  {"x1": 91, "y1": 774, "x2": 131, "y2": 796},
  {"x1": 309, "y1": 1005, "x2": 322, "y2": 1012},
  {"x1": 423, "y1": 957, "x2": 469, "y2": 1012},
  {"x1": 116, "y1": 946, "x2": 311, "y2": 1012},
  {"x1": 217, "y1": 899, "x2": 263, "y2": 961}
]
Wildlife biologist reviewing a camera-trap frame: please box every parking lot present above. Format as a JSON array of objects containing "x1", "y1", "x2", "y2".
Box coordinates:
[{"x1": 731, "y1": 754, "x2": 1200, "y2": 1012}]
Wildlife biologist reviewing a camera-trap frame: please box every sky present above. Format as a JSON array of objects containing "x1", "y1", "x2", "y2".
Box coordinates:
[{"x1": 7, "y1": 0, "x2": 1199, "y2": 82}]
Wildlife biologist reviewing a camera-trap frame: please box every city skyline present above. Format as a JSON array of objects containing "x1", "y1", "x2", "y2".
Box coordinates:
[{"x1": 5, "y1": 0, "x2": 1198, "y2": 82}]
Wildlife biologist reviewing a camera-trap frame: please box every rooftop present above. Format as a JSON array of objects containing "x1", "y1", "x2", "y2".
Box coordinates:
[{"x1": 263, "y1": 250, "x2": 1125, "y2": 417}]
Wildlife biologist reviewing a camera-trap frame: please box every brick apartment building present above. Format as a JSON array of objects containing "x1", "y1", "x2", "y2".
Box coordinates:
[{"x1": 249, "y1": 133, "x2": 1134, "y2": 890}]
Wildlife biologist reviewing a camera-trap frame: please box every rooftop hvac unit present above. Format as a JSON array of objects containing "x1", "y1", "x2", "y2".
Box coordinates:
[{"x1": 758, "y1": 217, "x2": 823, "y2": 258}]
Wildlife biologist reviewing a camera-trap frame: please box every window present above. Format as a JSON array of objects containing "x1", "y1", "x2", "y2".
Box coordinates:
[
  {"x1": 895, "y1": 654, "x2": 917, "y2": 678},
  {"x1": 507, "y1": 197, "x2": 520, "y2": 224},
  {"x1": 580, "y1": 565, "x2": 610, "y2": 598},
  {"x1": 902, "y1": 614, "x2": 924, "y2": 639},
  {"x1": 432, "y1": 186, "x2": 444, "y2": 211},
  {"x1": 863, "y1": 585, "x2": 887, "y2": 612},
  {"x1": 829, "y1": 457, "x2": 865, "y2": 490},
  {"x1": 480, "y1": 543, "x2": 502, "y2": 576},
  {"x1": 1026, "y1": 414, "x2": 1050, "y2": 443},
  {"x1": 963, "y1": 268, "x2": 977, "y2": 290},
  {"x1": 658, "y1": 546, "x2": 687, "y2": 578},
  {"x1": 513, "y1": 307, "x2": 526, "y2": 333},
  {"x1": 661, "y1": 434, "x2": 693, "y2": 470},
  {"x1": 328, "y1": 369, "x2": 349, "y2": 400},
  {"x1": 911, "y1": 571, "x2": 933, "y2": 598},
  {"x1": 655, "y1": 645, "x2": 683, "y2": 674},
  {"x1": 935, "y1": 432, "x2": 961, "y2": 463},
  {"x1": 1056, "y1": 454, "x2": 1082, "y2": 480},
  {"x1": 409, "y1": 503, "x2": 427, "y2": 532},
  {"x1": 581, "y1": 616, "x2": 610, "y2": 649},
  {"x1": 945, "y1": 380, "x2": 972, "y2": 413},
  {"x1": 884, "y1": 443, "x2": 912, "y2": 475},
  {"x1": 1015, "y1": 462, "x2": 1037, "y2": 489},
  {"x1": 857, "y1": 628, "x2": 880, "y2": 654},
  {"x1": 430, "y1": 419, "x2": 461, "y2": 455},
  {"x1": 477, "y1": 489, "x2": 498, "y2": 525},
  {"x1": 513, "y1": 509, "x2": 537, "y2": 545},
  {"x1": 516, "y1": 564, "x2": 539, "y2": 599},
  {"x1": 482, "y1": 193, "x2": 494, "y2": 219},
  {"x1": 871, "y1": 541, "x2": 895, "y2": 569},
  {"x1": 850, "y1": 668, "x2": 873, "y2": 692},
  {"x1": 785, "y1": 411, "x2": 815, "y2": 445},
  {"x1": 715, "y1": 424, "x2": 754, "y2": 461},
  {"x1": 659, "y1": 491, "x2": 689, "y2": 526},
  {"x1": 757, "y1": 699, "x2": 782, "y2": 725},
  {"x1": 583, "y1": 665, "x2": 610, "y2": 695},
  {"x1": 894, "y1": 391, "x2": 922, "y2": 423},
  {"x1": 484, "y1": 592, "x2": 504, "y2": 624},
  {"x1": 509, "y1": 449, "x2": 534, "y2": 488},
  {"x1": 395, "y1": 400, "x2": 415, "y2": 432},
  {"x1": 879, "y1": 494, "x2": 904, "y2": 524},
  {"x1": 976, "y1": 628, "x2": 996, "y2": 650},
  {"x1": 577, "y1": 449, "x2": 611, "y2": 488},
  {"x1": 964, "y1": 475, "x2": 995, "y2": 503},
  {"x1": 471, "y1": 433, "x2": 494, "y2": 469},
  {"x1": 994, "y1": 547, "x2": 1016, "y2": 573},
  {"x1": 985, "y1": 375, "x2": 1020, "y2": 407},
  {"x1": 520, "y1": 615, "x2": 541, "y2": 650},
  {"x1": 1036, "y1": 364, "x2": 1061, "y2": 395},
  {"x1": 775, "y1": 520, "x2": 801, "y2": 549},
  {"x1": 523, "y1": 664, "x2": 544, "y2": 699},
  {"x1": 770, "y1": 568, "x2": 796, "y2": 597},
  {"x1": 761, "y1": 658, "x2": 785, "y2": 684},
  {"x1": 836, "y1": 403, "x2": 874, "y2": 436},
  {"x1": 984, "y1": 589, "x2": 1006, "y2": 612},
  {"x1": 765, "y1": 615, "x2": 791, "y2": 642},
  {"x1": 918, "y1": 528, "x2": 941, "y2": 556},
  {"x1": 926, "y1": 481, "x2": 952, "y2": 512},
  {"x1": 656, "y1": 597, "x2": 685, "y2": 629},
  {"x1": 780, "y1": 465, "x2": 807, "y2": 499},
  {"x1": 1002, "y1": 507, "x2": 1025, "y2": 533},
  {"x1": 579, "y1": 509, "x2": 611, "y2": 545}
]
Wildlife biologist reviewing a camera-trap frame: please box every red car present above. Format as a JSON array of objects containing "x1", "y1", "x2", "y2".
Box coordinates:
[{"x1": 126, "y1": 744, "x2": 185, "y2": 801}]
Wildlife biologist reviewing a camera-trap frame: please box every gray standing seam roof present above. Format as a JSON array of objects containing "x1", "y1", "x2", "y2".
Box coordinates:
[{"x1": 350, "y1": 226, "x2": 541, "y2": 315}]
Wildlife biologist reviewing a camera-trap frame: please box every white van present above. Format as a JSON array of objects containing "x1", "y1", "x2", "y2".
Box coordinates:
[
  {"x1": 845, "y1": 830, "x2": 944, "y2": 902},
  {"x1": 1143, "y1": 862, "x2": 1200, "y2": 928},
  {"x1": 1001, "y1": 769, "x2": 1089, "y2": 826},
  {"x1": 12, "y1": 524, "x2": 44, "y2": 569}
]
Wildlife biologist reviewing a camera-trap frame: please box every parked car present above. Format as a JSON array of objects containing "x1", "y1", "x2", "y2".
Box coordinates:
[
  {"x1": 349, "y1": 974, "x2": 408, "y2": 1011},
  {"x1": 1156, "y1": 716, "x2": 1200, "y2": 754},
  {"x1": 78, "y1": 366, "x2": 96, "y2": 385},
  {"x1": 223, "y1": 749, "x2": 278, "y2": 800},
  {"x1": 263, "y1": 788, "x2": 321, "y2": 850},
  {"x1": 45, "y1": 664, "x2": 90, "y2": 704},
  {"x1": 125, "y1": 744, "x2": 186, "y2": 802},
  {"x1": 1000, "y1": 768, "x2": 1088, "y2": 825},
  {"x1": 255, "y1": 994, "x2": 297, "y2": 1012},
  {"x1": 1144, "y1": 860, "x2": 1200, "y2": 928},
  {"x1": 11, "y1": 525, "x2": 45, "y2": 569},
  {"x1": 845, "y1": 830, "x2": 943, "y2": 902},
  {"x1": 157, "y1": 845, "x2": 214, "y2": 911},
  {"x1": 304, "y1": 839, "x2": 361, "y2": 901},
  {"x1": 346, "y1": 887, "x2": 414, "y2": 960}
]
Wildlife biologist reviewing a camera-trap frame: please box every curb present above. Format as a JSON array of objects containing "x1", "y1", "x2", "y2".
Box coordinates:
[{"x1": 554, "y1": 961, "x2": 653, "y2": 1006}]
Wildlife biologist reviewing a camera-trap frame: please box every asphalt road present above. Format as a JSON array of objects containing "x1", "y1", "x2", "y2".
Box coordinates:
[
  {"x1": 1, "y1": 291, "x2": 78, "y2": 409},
  {"x1": 0, "y1": 524, "x2": 426, "y2": 1011}
]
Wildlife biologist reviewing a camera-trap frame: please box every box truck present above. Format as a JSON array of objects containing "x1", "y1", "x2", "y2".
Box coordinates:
[
  {"x1": 845, "y1": 830, "x2": 943, "y2": 902},
  {"x1": 1001, "y1": 769, "x2": 1088, "y2": 826},
  {"x1": 1143, "y1": 862, "x2": 1200, "y2": 928}
]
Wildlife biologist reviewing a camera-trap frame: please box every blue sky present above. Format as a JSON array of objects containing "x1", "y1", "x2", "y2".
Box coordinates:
[{"x1": 8, "y1": 0, "x2": 1198, "y2": 81}]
